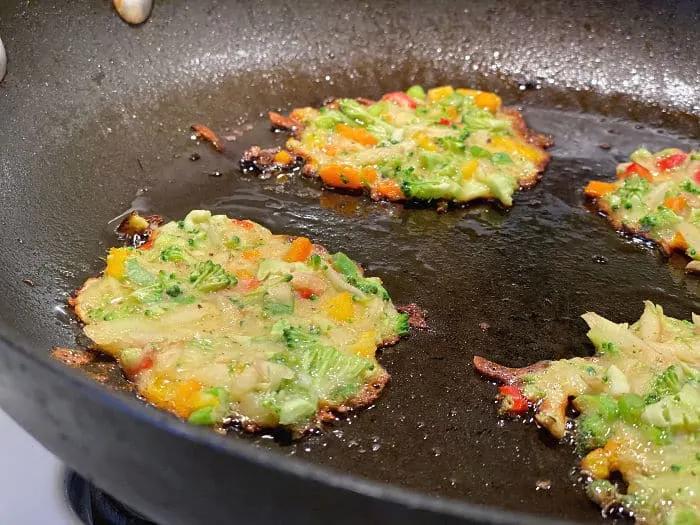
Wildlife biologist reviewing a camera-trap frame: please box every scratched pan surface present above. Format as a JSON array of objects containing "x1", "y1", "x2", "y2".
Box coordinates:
[{"x1": 0, "y1": 1, "x2": 699, "y2": 524}]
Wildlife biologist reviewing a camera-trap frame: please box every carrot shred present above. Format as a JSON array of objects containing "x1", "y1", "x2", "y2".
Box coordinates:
[
  {"x1": 318, "y1": 164, "x2": 364, "y2": 189},
  {"x1": 376, "y1": 178, "x2": 405, "y2": 201},
  {"x1": 584, "y1": 180, "x2": 617, "y2": 198},
  {"x1": 191, "y1": 124, "x2": 223, "y2": 152},
  {"x1": 334, "y1": 123, "x2": 378, "y2": 146}
]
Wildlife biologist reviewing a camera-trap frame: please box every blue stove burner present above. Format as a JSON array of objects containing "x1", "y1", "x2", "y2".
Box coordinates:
[{"x1": 66, "y1": 471, "x2": 157, "y2": 525}]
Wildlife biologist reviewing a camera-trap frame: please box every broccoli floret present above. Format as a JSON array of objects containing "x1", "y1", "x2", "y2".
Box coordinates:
[
  {"x1": 640, "y1": 206, "x2": 680, "y2": 231},
  {"x1": 266, "y1": 326, "x2": 376, "y2": 425},
  {"x1": 645, "y1": 366, "x2": 683, "y2": 404},
  {"x1": 189, "y1": 260, "x2": 236, "y2": 292},
  {"x1": 574, "y1": 394, "x2": 619, "y2": 452},
  {"x1": 437, "y1": 135, "x2": 465, "y2": 154},
  {"x1": 401, "y1": 175, "x2": 462, "y2": 201},
  {"x1": 331, "y1": 253, "x2": 390, "y2": 299},
  {"x1": 349, "y1": 276, "x2": 390, "y2": 300},
  {"x1": 396, "y1": 313, "x2": 410, "y2": 336},
  {"x1": 616, "y1": 176, "x2": 651, "y2": 199},
  {"x1": 576, "y1": 413, "x2": 614, "y2": 452},
  {"x1": 160, "y1": 246, "x2": 186, "y2": 263},
  {"x1": 680, "y1": 178, "x2": 700, "y2": 195}
]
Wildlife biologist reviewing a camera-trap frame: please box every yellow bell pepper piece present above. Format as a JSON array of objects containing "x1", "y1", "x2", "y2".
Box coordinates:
[
  {"x1": 427, "y1": 85, "x2": 454, "y2": 103},
  {"x1": 273, "y1": 150, "x2": 293, "y2": 164},
  {"x1": 474, "y1": 92, "x2": 501, "y2": 113},
  {"x1": 461, "y1": 159, "x2": 479, "y2": 180},
  {"x1": 143, "y1": 375, "x2": 174, "y2": 407},
  {"x1": 489, "y1": 136, "x2": 546, "y2": 165},
  {"x1": 412, "y1": 132, "x2": 438, "y2": 151},
  {"x1": 580, "y1": 448, "x2": 610, "y2": 479},
  {"x1": 350, "y1": 329, "x2": 377, "y2": 358},
  {"x1": 105, "y1": 247, "x2": 130, "y2": 279},
  {"x1": 324, "y1": 292, "x2": 355, "y2": 322}
]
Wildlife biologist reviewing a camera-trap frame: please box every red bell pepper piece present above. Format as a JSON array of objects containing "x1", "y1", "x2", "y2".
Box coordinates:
[
  {"x1": 621, "y1": 162, "x2": 652, "y2": 181},
  {"x1": 657, "y1": 153, "x2": 688, "y2": 171},
  {"x1": 296, "y1": 287, "x2": 316, "y2": 300},
  {"x1": 438, "y1": 118, "x2": 453, "y2": 126},
  {"x1": 381, "y1": 92, "x2": 417, "y2": 109},
  {"x1": 693, "y1": 169, "x2": 700, "y2": 185},
  {"x1": 498, "y1": 385, "x2": 528, "y2": 414}
]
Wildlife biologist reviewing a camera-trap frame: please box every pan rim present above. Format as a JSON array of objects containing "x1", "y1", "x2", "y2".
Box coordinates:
[{"x1": 0, "y1": 330, "x2": 581, "y2": 525}]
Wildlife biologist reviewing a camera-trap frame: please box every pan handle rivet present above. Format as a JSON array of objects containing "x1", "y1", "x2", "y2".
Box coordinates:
[{"x1": 113, "y1": 0, "x2": 153, "y2": 25}]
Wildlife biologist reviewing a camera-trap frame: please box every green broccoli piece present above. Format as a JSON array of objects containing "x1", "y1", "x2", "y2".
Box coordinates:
[
  {"x1": 576, "y1": 413, "x2": 614, "y2": 452},
  {"x1": 401, "y1": 175, "x2": 462, "y2": 201},
  {"x1": 645, "y1": 366, "x2": 683, "y2": 404},
  {"x1": 640, "y1": 206, "x2": 680, "y2": 231},
  {"x1": 266, "y1": 326, "x2": 376, "y2": 425},
  {"x1": 680, "y1": 179, "x2": 700, "y2": 195},
  {"x1": 396, "y1": 313, "x2": 410, "y2": 336},
  {"x1": 349, "y1": 276, "x2": 390, "y2": 300},
  {"x1": 337, "y1": 99, "x2": 397, "y2": 141},
  {"x1": 331, "y1": 253, "x2": 390, "y2": 300},
  {"x1": 437, "y1": 135, "x2": 465, "y2": 154},
  {"x1": 160, "y1": 246, "x2": 186, "y2": 263},
  {"x1": 189, "y1": 260, "x2": 236, "y2": 292},
  {"x1": 574, "y1": 394, "x2": 619, "y2": 452}
]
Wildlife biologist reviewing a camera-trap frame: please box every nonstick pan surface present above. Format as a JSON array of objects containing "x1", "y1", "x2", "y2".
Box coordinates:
[{"x1": 0, "y1": 1, "x2": 699, "y2": 524}]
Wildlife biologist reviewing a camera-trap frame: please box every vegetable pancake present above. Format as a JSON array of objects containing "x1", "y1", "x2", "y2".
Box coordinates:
[
  {"x1": 72, "y1": 210, "x2": 409, "y2": 433},
  {"x1": 475, "y1": 302, "x2": 699, "y2": 525},
  {"x1": 585, "y1": 149, "x2": 700, "y2": 271},
  {"x1": 241, "y1": 85, "x2": 552, "y2": 208}
]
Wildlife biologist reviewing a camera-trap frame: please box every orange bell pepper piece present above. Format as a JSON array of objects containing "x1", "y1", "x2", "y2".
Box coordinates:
[
  {"x1": 584, "y1": 180, "x2": 617, "y2": 198},
  {"x1": 284, "y1": 237, "x2": 313, "y2": 262},
  {"x1": 663, "y1": 196, "x2": 687, "y2": 214}
]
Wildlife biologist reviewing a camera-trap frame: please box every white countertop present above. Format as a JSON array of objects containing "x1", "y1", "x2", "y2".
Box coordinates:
[{"x1": 0, "y1": 409, "x2": 81, "y2": 525}]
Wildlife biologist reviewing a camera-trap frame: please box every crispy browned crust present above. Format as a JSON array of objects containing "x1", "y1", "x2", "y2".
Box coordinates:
[
  {"x1": 233, "y1": 368, "x2": 390, "y2": 435},
  {"x1": 473, "y1": 355, "x2": 550, "y2": 384},
  {"x1": 239, "y1": 145, "x2": 283, "y2": 172},
  {"x1": 316, "y1": 368, "x2": 390, "y2": 423},
  {"x1": 500, "y1": 107, "x2": 553, "y2": 188},
  {"x1": 51, "y1": 347, "x2": 96, "y2": 367},
  {"x1": 116, "y1": 211, "x2": 163, "y2": 246},
  {"x1": 396, "y1": 303, "x2": 428, "y2": 329},
  {"x1": 242, "y1": 100, "x2": 552, "y2": 207},
  {"x1": 269, "y1": 111, "x2": 302, "y2": 133},
  {"x1": 588, "y1": 197, "x2": 674, "y2": 256}
]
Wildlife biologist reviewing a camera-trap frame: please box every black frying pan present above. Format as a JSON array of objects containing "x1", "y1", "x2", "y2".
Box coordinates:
[{"x1": 0, "y1": 1, "x2": 699, "y2": 523}]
